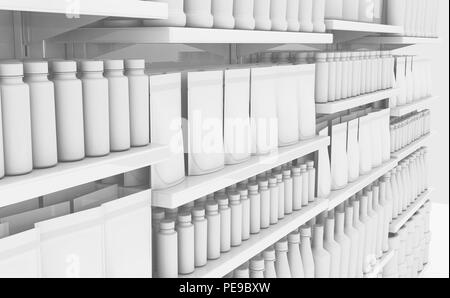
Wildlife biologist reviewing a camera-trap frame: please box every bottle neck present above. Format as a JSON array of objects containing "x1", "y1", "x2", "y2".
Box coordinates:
[
  {"x1": 160, "y1": 229, "x2": 174, "y2": 234},
  {"x1": 324, "y1": 219, "x2": 334, "y2": 241},
  {"x1": 360, "y1": 198, "x2": 368, "y2": 218},
  {"x1": 53, "y1": 72, "x2": 77, "y2": 80},
  {"x1": 345, "y1": 208, "x2": 353, "y2": 229},
  {"x1": 81, "y1": 72, "x2": 104, "y2": 79},
  {"x1": 353, "y1": 202, "x2": 360, "y2": 225},
  {"x1": 0, "y1": 76, "x2": 24, "y2": 84},
  {"x1": 24, "y1": 73, "x2": 49, "y2": 82},
  {"x1": 313, "y1": 227, "x2": 324, "y2": 248},
  {"x1": 126, "y1": 69, "x2": 145, "y2": 76},
  {"x1": 335, "y1": 212, "x2": 345, "y2": 234},
  {"x1": 105, "y1": 69, "x2": 125, "y2": 77}
]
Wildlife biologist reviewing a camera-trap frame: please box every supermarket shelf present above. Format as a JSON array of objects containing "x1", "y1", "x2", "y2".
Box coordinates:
[
  {"x1": 327, "y1": 159, "x2": 399, "y2": 211},
  {"x1": 365, "y1": 250, "x2": 395, "y2": 278},
  {"x1": 0, "y1": 144, "x2": 169, "y2": 208},
  {"x1": 357, "y1": 36, "x2": 442, "y2": 45},
  {"x1": 389, "y1": 189, "x2": 432, "y2": 234},
  {"x1": 390, "y1": 96, "x2": 437, "y2": 117},
  {"x1": 152, "y1": 136, "x2": 330, "y2": 209},
  {"x1": 50, "y1": 26, "x2": 333, "y2": 44},
  {"x1": 183, "y1": 199, "x2": 329, "y2": 278},
  {"x1": 392, "y1": 134, "x2": 431, "y2": 161},
  {"x1": 325, "y1": 20, "x2": 403, "y2": 34},
  {"x1": 316, "y1": 89, "x2": 399, "y2": 115},
  {"x1": 0, "y1": 0, "x2": 168, "y2": 19}
]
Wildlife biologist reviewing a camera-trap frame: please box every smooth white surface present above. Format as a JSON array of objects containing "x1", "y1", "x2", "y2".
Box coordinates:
[
  {"x1": 152, "y1": 136, "x2": 330, "y2": 209},
  {"x1": 325, "y1": 20, "x2": 404, "y2": 34},
  {"x1": 0, "y1": 144, "x2": 168, "y2": 208},
  {"x1": 0, "y1": 0, "x2": 168, "y2": 19},
  {"x1": 390, "y1": 96, "x2": 437, "y2": 117},
  {"x1": 391, "y1": 134, "x2": 431, "y2": 162}
]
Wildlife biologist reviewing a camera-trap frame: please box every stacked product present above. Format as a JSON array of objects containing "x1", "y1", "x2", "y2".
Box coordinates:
[
  {"x1": 386, "y1": 0, "x2": 440, "y2": 37},
  {"x1": 392, "y1": 56, "x2": 433, "y2": 108},
  {"x1": 390, "y1": 111, "x2": 431, "y2": 154},
  {"x1": 153, "y1": 158, "x2": 317, "y2": 277},
  {"x1": 325, "y1": 0, "x2": 385, "y2": 23}
]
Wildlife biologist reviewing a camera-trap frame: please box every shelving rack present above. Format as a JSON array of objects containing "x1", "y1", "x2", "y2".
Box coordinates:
[
  {"x1": 390, "y1": 96, "x2": 437, "y2": 117},
  {"x1": 391, "y1": 134, "x2": 432, "y2": 161}
]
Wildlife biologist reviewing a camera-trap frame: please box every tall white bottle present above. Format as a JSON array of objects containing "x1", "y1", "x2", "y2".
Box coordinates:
[
  {"x1": 386, "y1": 0, "x2": 406, "y2": 26},
  {"x1": 248, "y1": 183, "x2": 261, "y2": 234},
  {"x1": 325, "y1": 0, "x2": 343, "y2": 19},
  {"x1": 176, "y1": 213, "x2": 195, "y2": 275},
  {"x1": 104, "y1": 60, "x2": 131, "y2": 152},
  {"x1": 218, "y1": 197, "x2": 231, "y2": 253},
  {"x1": 324, "y1": 214, "x2": 342, "y2": 278},
  {"x1": 359, "y1": 196, "x2": 373, "y2": 273},
  {"x1": 315, "y1": 52, "x2": 329, "y2": 103},
  {"x1": 234, "y1": 264, "x2": 250, "y2": 278},
  {"x1": 345, "y1": 205, "x2": 360, "y2": 278},
  {"x1": 212, "y1": 0, "x2": 235, "y2": 29},
  {"x1": 192, "y1": 207, "x2": 208, "y2": 267},
  {"x1": 359, "y1": 0, "x2": 374, "y2": 22},
  {"x1": 275, "y1": 172, "x2": 285, "y2": 220},
  {"x1": 312, "y1": 224, "x2": 331, "y2": 278},
  {"x1": 287, "y1": 231, "x2": 305, "y2": 278},
  {"x1": 143, "y1": 0, "x2": 186, "y2": 27},
  {"x1": 259, "y1": 179, "x2": 271, "y2": 229},
  {"x1": 23, "y1": 61, "x2": 58, "y2": 169},
  {"x1": 327, "y1": 52, "x2": 337, "y2": 102},
  {"x1": 275, "y1": 238, "x2": 292, "y2": 278},
  {"x1": 343, "y1": 0, "x2": 360, "y2": 21},
  {"x1": 263, "y1": 247, "x2": 277, "y2": 278},
  {"x1": 312, "y1": 0, "x2": 326, "y2": 32},
  {"x1": 152, "y1": 209, "x2": 165, "y2": 276},
  {"x1": 298, "y1": 0, "x2": 314, "y2": 32},
  {"x1": 268, "y1": 177, "x2": 279, "y2": 225},
  {"x1": 341, "y1": 52, "x2": 350, "y2": 99},
  {"x1": 300, "y1": 225, "x2": 315, "y2": 278},
  {"x1": 0, "y1": 62, "x2": 33, "y2": 175},
  {"x1": 335, "y1": 52, "x2": 343, "y2": 100},
  {"x1": 238, "y1": 187, "x2": 251, "y2": 241},
  {"x1": 234, "y1": 0, "x2": 256, "y2": 30},
  {"x1": 283, "y1": 169, "x2": 294, "y2": 215},
  {"x1": 307, "y1": 162, "x2": 316, "y2": 203},
  {"x1": 254, "y1": 0, "x2": 272, "y2": 30},
  {"x1": 125, "y1": 59, "x2": 150, "y2": 147},
  {"x1": 249, "y1": 256, "x2": 265, "y2": 278},
  {"x1": 184, "y1": 0, "x2": 214, "y2": 28},
  {"x1": 335, "y1": 209, "x2": 351, "y2": 278},
  {"x1": 352, "y1": 199, "x2": 366, "y2": 278},
  {"x1": 157, "y1": 220, "x2": 178, "y2": 278},
  {"x1": 229, "y1": 192, "x2": 243, "y2": 247},
  {"x1": 287, "y1": 0, "x2": 301, "y2": 31},
  {"x1": 292, "y1": 166, "x2": 303, "y2": 211},
  {"x1": 206, "y1": 201, "x2": 221, "y2": 260},
  {"x1": 270, "y1": 0, "x2": 288, "y2": 31}
]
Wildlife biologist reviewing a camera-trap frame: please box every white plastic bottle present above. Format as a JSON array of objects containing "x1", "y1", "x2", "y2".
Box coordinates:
[
  {"x1": 386, "y1": 0, "x2": 406, "y2": 26},
  {"x1": 373, "y1": 0, "x2": 383, "y2": 23},
  {"x1": 287, "y1": 0, "x2": 300, "y2": 31},
  {"x1": 270, "y1": 0, "x2": 288, "y2": 31},
  {"x1": 104, "y1": 60, "x2": 131, "y2": 152},
  {"x1": 298, "y1": 0, "x2": 314, "y2": 32},
  {"x1": 0, "y1": 97, "x2": 3, "y2": 179},
  {"x1": 259, "y1": 179, "x2": 271, "y2": 229},
  {"x1": 238, "y1": 187, "x2": 251, "y2": 241},
  {"x1": 206, "y1": 201, "x2": 221, "y2": 260},
  {"x1": 345, "y1": 205, "x2": 360, "y2": 278},
  {"x1": 249, "y1": 256, "x2": 265, "y2": 278},
  {"x1": 274, "y1": 172, "x2": 285, "y2": 220},
  {"x1": 248, "y1": 183, "x2": 261, "y2": 234},
  {"x1": 234, "y1": 264, "x2": 250, "y2": 278},
  {"x1": 324, "y1": 214, "x2": 342, "y2": 278},
  {"x1": 275, "y1": 238, "x2": 292, "y2": 278},
  {"x1": 315, "y1": 52, "x2": 329, "y2": 103},
  {"x1": 142, "y1": 0, "x2": 186, "y2": 27},
  {"x1": 263, "y1": 247, "x2": 277, "y2": 278},
  {"x1": 312, "y1": 0, "x2": 326, "y2": 32},
  {"x1": 352, "y1": 199, "x2": 366, "y2": 278},
  {"x1": 335, "y1": 209, "x2": 351, "y2": 278},
  {"x1": 268, "y1": 177, "x2": 279, "y2": 225},
  {"x1": 300, "y1": 164, "x2": 309, "y2": 206},
  {"x1": 157, "y1": 220, "x2": 178, "y2": 278},
  {"x1": 23, "y1": 61, "x2": 58, "y2": 169},
  {"x1": 283, "y1": 169, "x2": 293, "y2": 215},
  {"x1": 300, "y1": 225, "x2": 315, "y2": 278},
  {"x1": 228, "y1": 192, "x2": 243, "y2": 247},
  {"x1": 292, "y1": 166, "x2": 303, "y2": 211},
  {"x1": 192, "y1": 207, "x2": 208, "y2": 267},
  {"x1": 0, "y1": 62, "x2": 33, "y2": 176},
  {"x1": 253, "y1": 0, "x2": 272, "y2": 30},
  {"x1": 351, "y1": 52, "x2": 362, "y2": 97},
  {"x1": 287, "y1": 231, "x2": 305, "y2": 278},
  {"x1": 341, "y1": 52, "x2": 350, "y2": 99},
  {"x1": 327, "y1": 52, "x2": 337, "y2": 102},
  {"x1": 176, "y1": 212, "x2": 195, "y2": 275},
  {"x1": 125, "y1": 59, "x2": 150, "y2": 147},
  {"x1": 325, "y1": 0, "x2": 343, "y2": 19},
  {"x1": 152, "y1": 208, "x2": 165, "y2": 276},
  {"x1": 343, "y1": 0, "x2": 360, "y2": 21},
  {"x1": 359, "y1": 0, "x2": 374, "y2": 22},
  {"x1": 312, "y1": 224, "x2": 331, "y2": 278},
  {"x1": 184, "y1": 0, "x2": 214, "y2": 28},
  {"x1": 335, "y1": 52, "x2": 343, "y2": 100},
  {"x1": 212, "y1": 0, "x2": 235, "y2": 29},
  {"x1": 218, "y1": 197, "x2": 231, "y2": 253},
  {"x1": 234, "y1": 0, "x2": 256, "y2": 30},
  {"x1": 79, "y1": 60, "x2": 110, "y2": 157},
  {"x1": 307, "y1": 161, "x2": 316, "y2": 203}
]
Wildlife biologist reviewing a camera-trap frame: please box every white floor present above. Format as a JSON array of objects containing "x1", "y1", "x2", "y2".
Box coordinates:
[{"x1": 421, "y1": 203, "x2": 449, "y2": 278}]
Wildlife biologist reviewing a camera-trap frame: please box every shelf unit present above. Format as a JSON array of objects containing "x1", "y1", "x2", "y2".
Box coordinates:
[
  {"x1": 390, "y1": 96, "x2": 437, "y2": 117},
  {"x1": 183, "y1": 199, "x2": 329, "y2": 278},
  {"x1": 0, "y1": 0, "x2": 168, "y2": 19},
  {"x1": 0, "y1": 144, "x2": 169, "y2": 208},
  {"x1": 152, "y1": 137, "x2": 330, "y2": 209},
  {"x1": 357, "y1": 36, "x2": 442, "y2": 45},
  {"x1": 325, "y1": 20, "x2": 404, "y2": 34},
  {"x1": 391, "y1": 134, "x2": 431, "y2": 161},
  {"x1": 316, "y1": 89, "x2": 399, "y2": 115},
  {"x1": 364, "y1": 250, "x2": 396, "y2": 278},
  {"x1": 389, "y1": 189, "x2": 432, "y2": 234}
]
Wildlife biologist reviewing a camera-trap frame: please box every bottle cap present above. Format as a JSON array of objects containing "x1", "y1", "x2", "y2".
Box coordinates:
[
  {"x1": 215, "y1": 193, "x2": 228, "y2": 201},
  {"x1": 327, "y1": 52, "x2": 335, "y2": 60},
  {"x1": 268, "y1": 176, "x2": 278, "y2": 185},
  {"x1": 258, "y1": 179, "x2": 269, "y2": 188},
  {"x1": 263, "y1": 247, "x2": 276, "y2": 261},
  {"x1": 273, "y1": 172, "x2": 283, "y2": 181},
  {"x1": 23, "y1": 60, "x2": 49, "y2": 75},
  {"x1": 334, "y1": 52, "x2": 342, "y2": 59},
  {"x1": 177, "y1": 212, "x2": 192, "y2": 223},
  {"x1": 291, "y1": 166, "x2": 301, "y2": 175},
  {"x1": 217, "y1": 197, "x2": 229, "y2": 207},
  {"x1": 300, "y1": 164, "x2": 307, "y2": 171},
  {"x1": 125, "y1": 59, "x2": 145, "y2": 70},
  {"x1": 315, "y1": 52, "x2": 328, "y2": 60},
  {"x1": 104, "y1": 59, "x2": 124, "y2": 70},
  {"x1": 152, "y1": 208, "x2": 165, "y2": 221},
  {"x1": 275, "y1": 238, "x2": 288, "y2": 252},
  {"x1": 299, "y1": 225, "x2": 312, "y2": 237},
  {"x1": 206, "y1": 201, "x2": 219, "y2": 213},
  {"x1": 249, "y1": 256, "x2": 265, "y2": 271},
  {"x1": 351, "y1": 52, "x2": 360, "y2": 59},
  {"x1": 80, "y1": 60, "x2": 104, "y2": 72},
  {"x1": 248, "y1": 182, "x2": 259, "y2": 192},
  {"x1": 282, "y1": 169, "x2": 291, "y2": 177},
  {"x1": 237, "y1": 187, "x2": 249, "y2": 197},
  {"x1": 288, "y1": 231, "x2": 300, "y2": 244},
  {"x1": 228, "y1": 192, "x2": 241, "y2": 203},
  {"x1": 0, "y1": 61, "x2": 23, "y2": 77},
  {"x1": 307, "y1": 161, "x2": 314, "y2": 168},
  {"x1": 159, "y1": 219, "x2": 175, "y2": 231}
]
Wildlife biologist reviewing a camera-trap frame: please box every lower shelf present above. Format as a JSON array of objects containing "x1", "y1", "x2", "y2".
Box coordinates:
[
  {"x1": 181, "y1": 199, "x2": 329, "y2": 278},
  {"x1": 364, "y1": 250, "x2": 395, "y2": 278}
]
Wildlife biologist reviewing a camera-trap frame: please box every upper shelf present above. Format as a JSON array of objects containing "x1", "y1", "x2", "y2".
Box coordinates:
[
  {"x1": 356, "y1": 36, "x2": 442, "y2": 45},
  {"x1": 49, "y1": 26, "x2": 334, "y2": 44},
  {"x1": 0, "y1": 0, "x2": 168, "y2": 19},
  {"x1": 325, "y1": 20, "x2": 404, "y2": 34}
]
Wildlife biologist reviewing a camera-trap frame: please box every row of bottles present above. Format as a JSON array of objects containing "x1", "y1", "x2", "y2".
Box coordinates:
[
  {"x1": 314, "y1": 50, "x2": 395, "y2": 103},
  {"x1": 392, "y1": 56, "x2": 433, "y2": 108},
  {"x1": 386, "y1": 0, "x2": 440, "y2": 37},
  {"x1": 390, "y1": 111, "x2": 431, "y2": 154},
  {"x1": 326, "y1": 0, "x2": 385, "y2": 23},
  {"x1": 0, "y1": 59, "x2": 149, "y2": 179},
  {"x1": 383, "y1": 201, "x2": 431, "y2": 278},
  {"x1": 152, "y1": 159, "x2": 317, "y2": 277}
]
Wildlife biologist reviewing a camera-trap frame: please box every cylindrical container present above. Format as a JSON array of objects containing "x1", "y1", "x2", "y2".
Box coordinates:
[
  {"x1": 152, "y1": 209, "x2": 165, "y2": 276},
  {"x1": 344, "y1": 205, "x2": 359, "y2": 278},
  {"x1": 300, "y1": 164, "x2": 310, "y2": 206},
  {"x1": 249, "y1": 256, "x2": 265, "y2": 278},
  {"x1": 259, "y1": 179, "x2": 271, "y2": 229},
  {"x1": 341, "y1": 52, "x2": 350, "y2": 99},
  {"x1": 364, "y1": 51, "x2": 372, "y2": 94},
  {"x1": 206, "y1": 202, "x2": 221, "y2": 260},
  {"x1": 352, "y1": 199, "x2": 366, "y2": 278},
  {"x1": 298, "y1": 0, "x2": 314, "y2": 32},
  {"x1": 387, "y1": 0, "x2": 406, "y2": 26},
  {"x1": 157, "y1": 220, "x2": 178, "y2": 278},
  {"x1": 287, "y1": 0, "x2": 300, "y2": 31},
  {"x1": 335, "y1": 52, "x2": 343, "y2": 100},
  {"x1": 104, "y1": 60, "x2": 131, "y2": 152},
  {"x1": 373, "y1": 0, "x2": 383, "y2": 23},
  {"x1": 287, "y1": 231, "x2": 305, "y2": 278},
  {"x1": 263, "y1": 247, "x2": 277, "y2": 278},
  {"x1": 234, "y1": 264, "x2": 250, "y2": 278},
  {"x1": 218, "y1": 197, "x2": 231, "y2": 253},
  {"x1": 351, "y1": 52, "x2": 362, "y2": 97},
  {"x1": 176, "y1": 213, "x2": 195, "y2": 275},
  {"x1": 359, "y1": 0, "x2": 374, "y2": 22},
  {"x1": 275, "y1": 238, "x2": 292, "y2": 278},
  {"x1": 51, "y1": 60, "x2": 85, "y2": 162},
  {"x1": 325, "y1": 0, "x2": 343, "y2": 19},
  {"x1": 0, "y1": 96, "x2": 3, "y2": 178},
  {"x1": 234, "y1": 0, "x2": 256, "y2": 30},
  {"x1": 254, "y1": 0, "x2": 272, "y2": 30},
  {"x1": 238, "y1": 187, "x2": 251, "y2": 241},
  {"x1": 292, "y1": 166, "x2": 303, "y2": 211},
  {"x1": 229, "y1": 192, "x2": 243, "y2": 247},
  {"x1": 192, "y1": 207, "x2": 208, "y2": 267},
  {"x1": 79, "y1": 60, "x2": 110, "y2": 157},
  {"x1": 335, "y1": 210, "x2": 351, "y2": 277},
  {"x1": 275, "y1": 172, "x2": 285, "y2": 220},
  {"x1": 184, "y1": 0, "x2": 214, "y2": 28},
  {"x1": 343, "y1": 0, "x2": 360, "y2": 21},
  {"x1": 23, "y1": 61, "x2": 58, "y2": 169},
  {"x1": 268, "y1": 177, "x2": 279, "y2": 225},
  {"x1": 248, "y1": 183, "x2": 261, "y2": 234},
  {"x1": 283, "y1": 169, "x2": 293, "y2": 215},
  {"x1": 300, "y1": 225, "x2": 315, "y2": 278},
  {"x1": 270, "y1": 0, "x2": 288, "y2": 31},
  {"x1": 212, "y1": 0, "x2": 235, "y2": 29},
  {"x1": 347, "y1": 52, "x2": 354, "y2": 97},
  {"x1": 324, "y1": 215, "x2": 342, "y2": 278},
  {"x1": 312, "y1": 224, "x2": 331, "y2": 278},
  {"x1": 360, "y1": 51, "x2": 367, "y2": 94},
  {"x1": 142, "y1": 0, "x2": 186, "y2": 27},
  {"x1": 327, "y1": 52, "x2": 337, "y2": 102},
  {"x1": 125, "y1": 59, "x2": 150, "y2": 147},
  {"x1": 312, "y1": 0, "x2": 326, "y2": 32},
  {"x1": 307, "y1": 161, "x2": 316, "y2": 202},
  {"x1": 0, "y1": 62, "x2": 33, "y2": 175},
  {"x1": 315, "y1": 52, "x2": 329, "y2": 103}
]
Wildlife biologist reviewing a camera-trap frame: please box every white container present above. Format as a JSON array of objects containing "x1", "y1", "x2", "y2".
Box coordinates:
[
  {"x1": 315, "y1": 52, "x2": 329, "y2": 103},
  {"x1": 157, "y1": 220, "x2": 178, "y2": 278},
  {"x1": 307, "y1": 161, "x2": 316, "y2": 202},
  {"x1": 234, "y1": 264, "x2": 250, "y2": 278},
  {"x1": 300, "y1": 164, "x2": 309, "y2": 206},
  {"x1": 359, "y1": 114, "x2": 373, "y2": 175},
  {"x1": 317, "y1": 125, "x2": 332, "y2": 198},
  {"x1": 335, "y1": 210, "x2": 351, "y2": 278},
  {"x1": 341, "y1": 52, "x2": 350, "y2": 99},
  {"x1": 312, "y1": 0, "x2": 326, "y2": 32},
  {"x1": 218, "y1": 197, "x2": 231, "y2": 253},
  {"x1": 287, "y1": 231, "x2": 304, "y2": 277},
  {"x1": 125, "y1": 59, "x2": 150, "y2": 148},
  {"x1": 270, "y1": 0, "x2": 288, "y2": 31},
  {"x1": 283, "y1": 169, "x2": 293, "y2": 215},
  {"x1": 229, "y1": 192, "x2": 243, "y2": 247},
  {"x1": 0, "y1": 62, "x2": 33, "y2": 175},
  {"x1": 275, "y1": 239, "x2": 292, "y2": 278},
  {"x1": 254, "y1": 0, "x2": 272, "y2": 30},
  {"x1": 248, "y1": 183, "x2": 261, "y2": 234},
  {"x1": 274, "y1": 172, "x2": 285, "y2": 220},
  {"x1": 347, "y1": 118, "x2": 360, "y2": 182},
  {"x1": 224, "y1": 69, "x2": 251, "y2": 165},
  {"x1": 104, "y1": 60, "x2": 130, "y2": 153},
  {"x1": 79, "y1": 60, "x2": 110, "y2": 157},
  {"x1": 143, "y1": 0, "x2": 186, "y2": 27},
  {"x1": 206, "y1": 202, "x2": 221, "y2": 260},
  {"x1": 334, "y1": 52, "x2": 343, "y2": 100},
  {"x1": 211, "y1": 0, "x2": 235, "y2": 29},
  {"x1": 324, "y1": 215, "x2": 342, "y2": 278},
  {"x1": 182, "y1": 70, "x2": 225, "y2": 175},
  {"x1": 325, "y1": 0, "x2": 343, "y2": 19},
  {"x1": 249, "y1": 256, "x2": 265, "y2": 278},
  {"x1": 292, "y1": 166, "x2": 303, "y2": 211},
  {"x1": 312, "y1": 224, "x2": 331, "y2": 278},
  {"x1": 152, "y1": 208, "x2": 165, "y2": 276},
  {"x1": 150, "y1": 73, "x2": 185, "y2": 190},
  {"x1": 300, "y1": 225, "x2": 315, "y2": 278},
  {"x1": 327, "y1": 52, "x2": 337, "y2": 102},
  {"x1": 359, "y1": 0, "x2": 374, "y2": 22},
  {"x1": 352, "y1": 52, "x2": 362, "y2": 97},
  {"x1": 234, "y1": 0, "x2": 256, "y2": 30},
  {"x1": 299, "y1": 0, "x2": 314, "y2": 32},
  {"x1": 331, "y1": 122, "x2": 349, "y2": 190},
  {"x1": 192, "y1": 207, "x2": 208, "y2": 267},
  {"x1": 373, "y1": 0, "x2": 383, "y2": 23},
  {"x1": 177, "y1": 213, "x2": 195, "y2": 275},
  {"x1": 387, "y1": 0, "x2": 406, "y2": 26},
  {"x1": 295, "y1": 64, "x2": 317, "y2": 140},
  {"x1": 352, "y1": 199, "x2": 366, "y2": 278},
  {"x1": 184, "y1": 0, "x2": 214, "y2": 28},
  {"x1": 238, "y1": 187, "x2": 251, "y2": 241},
  {"x1": 268, "y1": 177, "x2": 279, "y2": 225},
  {"x1": 0, "y1": 95, "x2": 3, "y2": 178},
  {"x1": 345, "y1": 205, "x2": 360, "y2": 278},
  {"x1": 343, "y1": 0, "x2": 360, "y2": 21},
  {"x1": 287, "y1": 0, "x2": 300, "y2": 31},
  {"x1": 263, "y1": 247, "x2": 277, "y2": 278},
  {"x1": 23, "y1": 61, "x2": 58, "y2": 169}
]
